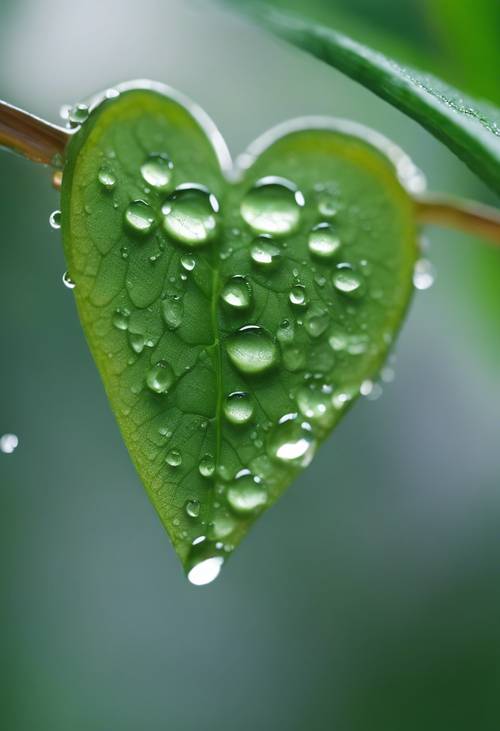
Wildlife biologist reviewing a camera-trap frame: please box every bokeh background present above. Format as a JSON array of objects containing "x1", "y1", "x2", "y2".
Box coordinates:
[{"x1": 1, "y1": 0, "x2": 499, "y2": 728}]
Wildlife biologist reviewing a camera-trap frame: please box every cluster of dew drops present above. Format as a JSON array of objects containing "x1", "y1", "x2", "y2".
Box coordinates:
[{"x1": 50, "y1": 96, "x2": 436, "y2": 585}]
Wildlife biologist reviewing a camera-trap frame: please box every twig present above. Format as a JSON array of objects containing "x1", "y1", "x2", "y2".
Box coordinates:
[
  {"x1": 0, "y1": 100, "x2": 70, "y2": 166},
  {"x1": 415, "y1": 193, "x2": 500, "y2": 247}
]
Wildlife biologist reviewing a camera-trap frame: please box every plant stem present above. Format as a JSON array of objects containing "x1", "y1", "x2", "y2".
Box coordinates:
[
  {"x1": 0, "y1": 99, "x2": 70, "y2": 166},
  {"x1": 415, "y1": 193, "x2": 500, "y2": 247}
]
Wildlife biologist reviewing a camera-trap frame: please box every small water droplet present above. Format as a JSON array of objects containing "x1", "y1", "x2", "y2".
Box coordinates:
[
  {"x1": 289, "y1": 284, "x2": 308, "y2": 307},
  {"x1": 308, "y1": 223, "x2": 341, "y2": 259},
  {"x1": 185, "y1": 499, "x2": 201, "y2": 518},
  {"x1": 250, "y1": 236, "x2": 282, "y2": 268},
  {"x1": 332, "y1": 267, "x2": 365, "y2": 298},
  {"x1": 199, "y1": 453, "x2": 215, "y2": 478},
  {"x1": 413, "y1": 258, "x2": 435, "y2": 290},
  {"x1": 146, "y1": 360, "x2": 174, "y2": 394},
  {"x1": 62, "y1": 272, "x2": 75, "y2": 289},
  {"x1": 0, "y1": 433, "x2": 18, "y2": 454},
  {"x1": 49, "y1": 210, "x2": 61, "y2": 229},
  {"x1": 240, "y1": 177, "x2": 304, "y2": 236},
  {"x1": 297, "y1": 384, "x2": 334, "y2": 427},
  {"x1": 361, "y1": 379, "x2": 383, "y2": 401},
  {"x1": 166, "y1": 448, "x2": 182, "y2": 467},
  {"x1": 140, "y1": 153, "x2": 174, "y2": 191},
  {"x1": 267, "y1": 414, "x2": 316, "y2": 466},
  {"x1": 221, "y1": 275, "x2": 252, "y2": 310},
  {"x1": 68, "y1": 103, "x2": 89, "y2": 126},
  {"x1": 226, "y1": 325, "x2": 279, "y2": 375},
  {"x1": 112, "y1": 307, "x2": 130, "y2": 331},
  {"x1": 304, "y1": 306, "x2": 330, "y2": 338},
  {"x1": 124, "y1": 199, "x2": 156, "y2": 236},
  {"x1": 98, "y1": 167, "x2": 116, "y2": 190},
  {"x1": 208, "y1": 513, "x2": 236, "y2": 539},
  {"x1": 226, "y1": 470, "x2": 267, "y2": 513},
  {"x1": 317, "y1": 192, "x2": 340, "y2": 219},
  {"x1": 162, "y1": 294, "x2": 184, "y2": 330},
  {"x1": 224, "y1": 391, "x2": 254, "y2": 424},
  {"x1": 181, "y1": 254, "x2": 196, "y2": 271},
  {"x1": 162, "y1": 184, "x2": 219, "y2": 246}
]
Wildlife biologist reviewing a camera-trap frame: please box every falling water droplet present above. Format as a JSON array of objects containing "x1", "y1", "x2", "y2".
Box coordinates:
[
  {"x1": 226, "y1": 470, "x2": 267, "y2": 513},
  {"x1": 140, "y1": 153, "x2": 174, "y2": 191},
  {"x1": 124, "y1": 200, "x2": 156, "y2": 236},
  {"x1": 308, "y1": 223, "x2": 341, "y2": 259},
  {"x1": 413, "y1": 258, "x2": 435, "y2": 290},
  {"x1": 221, "y1": 276, "x2": 253, "y2": 310},
  {"x1": 240, "y1": 177, "x2": 304, "y2": 236},
  {"x1": 146, "y1": 360, "x2": 175, "y2": 394},
  {"x1": 162, "y1": 184, "x2": 219, "y2": 246},
  {"x1": 224, "y1": 392, "x2": 254, "y2": 424},
  {"x1": 0, "y1": 433, "x2": 19, "y2": 454},
  {"x1": 267, "y1": 414, "x2": 316, "y2": 466},
  {"x1": 226, "y1": 325, "x2": 279, "y2": 375}
]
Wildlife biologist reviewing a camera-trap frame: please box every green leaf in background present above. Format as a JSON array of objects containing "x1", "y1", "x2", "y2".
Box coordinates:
[
  {"x1": 61, "y1": 84, "x2": 419, "y2": 582},
  {"x1": 224, "y1": 3, "x2": 500, "y2": 197}
]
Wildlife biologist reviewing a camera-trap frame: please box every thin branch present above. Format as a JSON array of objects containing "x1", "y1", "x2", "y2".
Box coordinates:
[
  {"x1": 0, "y1": 100, "x2": 70, "y2": 166},
  {"x1": 415, "y1": 193, "x2": 500, "y2": 247}
]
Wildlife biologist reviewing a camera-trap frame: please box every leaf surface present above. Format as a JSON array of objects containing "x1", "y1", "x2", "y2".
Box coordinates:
[
  {"x1": 223, "y1": 2, "x2": 500, "y2": 196},
  {"x1": 61, "y1": 86, "x2": 419, "y2": 582}
]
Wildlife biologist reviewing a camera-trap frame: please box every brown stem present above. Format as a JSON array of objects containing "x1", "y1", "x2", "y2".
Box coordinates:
[
  {"x1": 415, "y1": 193, "x2": 500, "y2": 247},
  {"x1": 0, "y1": 99, "x2": 70, "y2": 166}
]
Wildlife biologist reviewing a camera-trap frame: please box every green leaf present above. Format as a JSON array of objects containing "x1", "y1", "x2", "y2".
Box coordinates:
[
  {"x1": 61, "y1": 84, "x2": 419, "y2": 583},
  {"x1": 224, "y1": 3, "x2": 500, "y2": 196}
]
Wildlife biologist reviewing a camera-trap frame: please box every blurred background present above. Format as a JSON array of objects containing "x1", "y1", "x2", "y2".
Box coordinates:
[{"x1": 1, "y1": 0, "x2": 499, "y2": 728}]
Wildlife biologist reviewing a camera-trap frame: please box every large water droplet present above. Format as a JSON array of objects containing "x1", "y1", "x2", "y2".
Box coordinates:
[
  {"x1": 226, "y1": 470, "x2": 267, "y2": 513},
  {"x1": 49, "y1": 210, "x2": 61, "y2": 229},
  {"x1": 162, "y1": 184, "x2": 219, "y2": 246},
  {"x1": 240, "y1": 177, "x2": 304, "y2": 236},
  {"x1": 224, "y1": 391, "x2": 254, "y2": 424},
  {"x1": 332, "y1": 267, "x2": 365, "y2": 298},
  {"x1": 166, "y1": 448, "x2": 182, "y2": 467},
  {"x1": 140, "y1": 153, "x2": 174, "y2": 191},
  {"x1": 267, "y1": 414, "x2": 316, "y2": 467},
  {"x1": 221, "y1": 276, "x2": 252, "y2": 310},
  {"x1": 308, "y1": 223, "x2": 341, "y2": 260},
  {"x1": 187, "y1": 553, "x2": 224, "y2": 586},
  {"x1": 226, "y1": 325, "x2": 279, "y2": 375},
  {"x1": 250, "y1": 236, "x2": 282, "y2": 268},
  {"x1": 124, "y1": 199, "x2": 156, "y2": 236},
  {"x1": 162, "y1": 294, "x2": 184, "y2": 330},
  {"x1": 413, "y1": 258, "x2": 435, "y2": 290},
  {"x1": 146, "y1": 360, "x2": 174, "y2": 394},
  {"x1": 199, "y1": 453, "x2": 215, "y2": 478}
]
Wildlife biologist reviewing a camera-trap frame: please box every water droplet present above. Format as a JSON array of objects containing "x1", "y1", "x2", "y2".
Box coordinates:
[
  {"x1": 267, "y1": 414, "x2": 316, "y2": 466},
  {"x1": 162, "y1": 184, "x2": 219, "y2": 246},
  {"x1": 140, "y1": 153, "x2": 174, "y2": 191},
  {"x1": 224, "y1": 391, "x2": 254, "y2": 424},
  {"x1": 199, "y1": 453, "x2": 215, "y2": 478},
  {"x1": 146, "y1": 360, "x2": 175, "y2": 394},
  {"x1": 62, "y1": 272, "x2": 75, "y2": 289},
  {"x1": 98, "y1": 167, "x2": 116, "y2": 190},
  {"x1": 221, "y1": 275, "x2": 252, "y2": 310},
  {"x1": 361, "y1": 379, "x2": 383, "y2": 401},
  {"x1": 226, "y1": 470, "x2": 267, "y2": 513},
  {"x1": 250, "y1": 236, "x2": 282, "y2": 268},
  {"x1": 413, "y1": 258, "x2": 435, "y2": 290},
  {"x1": 332, "y1": 267, "x2": 365, "y2": 298},
  {"x1": 129, "y1": 332, "x2": 146, "y2": 354},
  {"x1": 283, "y1": 345, "x2": 306, "y2": 372},
  {"x1": 187, "y1": 555, "x2": 224, "y2": 586},
  {"x1": 317, "y1": 192, "x2": 340, "y2": 218},
  {"x1": 289, "y1": 284, "x2": 308, "y2": 307},
  {"x1": 68, "y1": 103, "x2": 89, "y2": 126},
  {"x1": 181, "y1": 254, "x2": 196, "y2": 271},
  {"x1": 240, "y1": 177, "x2": 304, "y2": 236},
  {"x1": 166, "y1": 448, "x2": 182, "y2": 467},
  {"x1": 162, "y1": 294, "x2": 184, "y2": 330},
  {"x1": 0, "y1": 433, "x2": 18, "y2": 454},
  {"x1": 297, "y1": 385, "x2": 334, "y2": 427},
  {"x1": 308, "y1": 223, "x2": 341, "y2": 259},
  {"x1": 304, "y1": 307, "x2": 330, "y2": 338},
  {"x1": 185, "y1": 499, "x2": 200, "y2": 518},
  {"x1": 124, "y1": 199, "x2": 156, "y2": 236},
  {"x1": 208, "y1": 513, "x2": 236, "y2": 539},
  {"x1": 49, "y1": 210, "x2": 61, "y2": 229},
  {"x1": 226, "y1": 325, "x2": 279, "y2": 375},
  {"x1": 112, "y1": 307, "x2": 130, "y2": 331}
]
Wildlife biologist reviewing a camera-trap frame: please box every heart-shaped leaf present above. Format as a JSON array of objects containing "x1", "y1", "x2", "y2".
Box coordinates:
[{"x1": 61, "y1": 83, "x2": 419, "y2": 583}]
